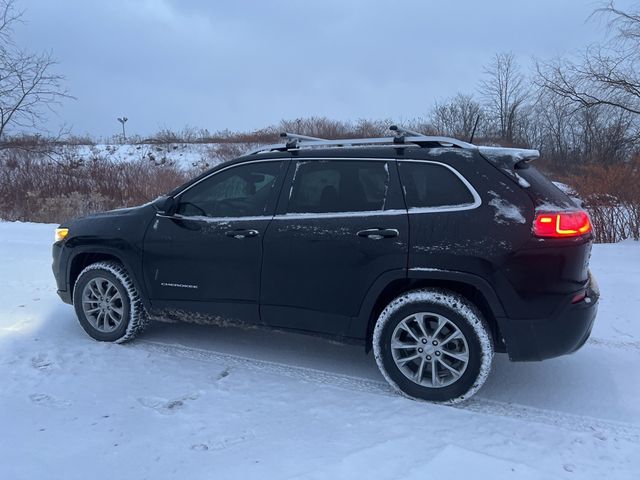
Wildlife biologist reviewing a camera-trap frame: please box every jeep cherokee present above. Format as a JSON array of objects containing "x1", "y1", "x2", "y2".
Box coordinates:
[{"x1": 52, "y1": 127, "x2": 599, "y2": 403}]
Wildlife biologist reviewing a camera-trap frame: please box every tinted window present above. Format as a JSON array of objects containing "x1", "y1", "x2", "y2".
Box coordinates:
[
  {"x1": 288, "y1": 161, "x2": 389, "y2": 214},
  {"x1": 399, "y1": 161, "x2": 475, "y2": 209},
  {"x1": 177, "y1": 161, "x2": 281, "y2": 217}
]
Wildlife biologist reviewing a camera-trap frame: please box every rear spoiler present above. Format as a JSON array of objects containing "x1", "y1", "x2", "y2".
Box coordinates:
[
  {"x1": 478, "y1": 146, "x2": 540, "y2": 169},
  {"x1": 478, "y1": 146, "x2": 540, "y2": 188}
]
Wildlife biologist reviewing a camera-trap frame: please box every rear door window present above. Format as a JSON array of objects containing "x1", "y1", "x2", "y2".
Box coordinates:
[
  {"x1": 398, "y1": 161, "x2": 478, "y2": 210},
  {"x1": 287, "y1": 160, "x2": 389, "y2": 214}
]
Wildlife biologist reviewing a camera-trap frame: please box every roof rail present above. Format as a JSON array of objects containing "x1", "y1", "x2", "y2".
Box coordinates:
[
  {"x1": 280, "y1": 132, "x2": 327, "y2": 149},
  {"x1": 247, "y1": 126, "x2": 476, "y2": 155},
  {"x1": 389, "y1": 124, "x2": 423, "y2": 137}
]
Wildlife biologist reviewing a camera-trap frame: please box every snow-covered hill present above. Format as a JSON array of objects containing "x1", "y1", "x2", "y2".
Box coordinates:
[
  {"x1": 1, "y1": 221, "x2": 639, "y2": 479},
  {"x1": 64, "y1": 142, "x2": 258, "y2": 169}
]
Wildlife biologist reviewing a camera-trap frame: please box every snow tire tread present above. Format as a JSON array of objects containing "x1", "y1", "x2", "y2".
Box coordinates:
[
  {"x1": 73, "y1": 260, "x2": 149, "y2": 343},
  {"x1": 372, "y1": 288, "x2": 494, "y2": 404}
]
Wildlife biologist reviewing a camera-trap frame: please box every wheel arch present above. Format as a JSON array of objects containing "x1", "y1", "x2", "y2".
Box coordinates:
[
  {"x1": 68, "y1": 248, "x2": 150, "y2": 310},
  {"x1": 355, "y1": 270, "x2": 507, "y2": 353}
]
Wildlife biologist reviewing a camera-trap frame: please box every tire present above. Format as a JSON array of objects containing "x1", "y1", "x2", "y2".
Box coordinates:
[
  {"x1": 373, "y1": 288, "x2": 493, "y2": 404},
  {"x1": 73, "y1": 261, "x2": 149, "y2": 343}
]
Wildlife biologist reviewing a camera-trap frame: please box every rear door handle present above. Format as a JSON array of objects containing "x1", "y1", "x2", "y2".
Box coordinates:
[
  {"x1": 357, "y1": 228, "x2": 399, "y2": 239},
  {"x1": 225, "y1": 229, "x2": 259, "y2": 239}
]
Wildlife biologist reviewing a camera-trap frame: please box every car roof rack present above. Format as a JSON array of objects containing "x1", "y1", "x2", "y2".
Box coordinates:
[{"x1": 247, "y1": 125, "x2": 476, "y2": 155}]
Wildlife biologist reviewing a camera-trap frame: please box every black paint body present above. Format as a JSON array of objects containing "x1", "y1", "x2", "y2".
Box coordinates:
[{"x1": 52, "y1": 146, "x2": 599, "y2": 361}]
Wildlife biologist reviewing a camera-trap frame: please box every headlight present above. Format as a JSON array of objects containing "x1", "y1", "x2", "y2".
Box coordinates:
[{"x1": 55, "y1": 227, "x2": 69, "y2": 243}]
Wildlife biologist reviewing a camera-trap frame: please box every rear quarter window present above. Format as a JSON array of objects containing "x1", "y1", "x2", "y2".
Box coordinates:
[
  {"x1": 516, "y1": 166, "x2": 577, "y2": 209},
  {"x1": 398, "y1": 161, "x2": 478, "y2": 209}
]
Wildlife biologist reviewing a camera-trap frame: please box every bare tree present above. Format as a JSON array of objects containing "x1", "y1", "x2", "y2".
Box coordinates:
[
  {"x1": 430, "y1": 93, "x2": 482, "y2": 140},
  {"x1": 532, "y1": 88, "x2": 578, "y2": 161},
  {"x1": 0, "y1": 0, "x2": 70, "y2": 141},
  {"x1": 479, "y1": 52, "x2": 529, "y2": 143},
  {"x1": 536, "y1": 2, "x2": 640, "y2": 116}
]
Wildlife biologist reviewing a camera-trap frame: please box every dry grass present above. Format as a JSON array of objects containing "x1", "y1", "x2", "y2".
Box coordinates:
[
  {"x1": 1, "y1": 118, "x2": 638, "y2": 242},
  {"x1": 554, "y1": 159, "x2": 640, "y2": 242},
  {"x1": 0, "y1": 149, "x2": 192, "y2": 224}
]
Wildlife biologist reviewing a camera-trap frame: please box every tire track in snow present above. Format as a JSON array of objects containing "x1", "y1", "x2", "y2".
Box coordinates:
[
  {"x1": 462, "y1": 398, "x2": 640, "y2": 444},
  {"x1": 139, "y1": 340, "x2": 392, "y2": 395},
  {"x1": 137, "y1": 340, "x2": 640, "y2": 443},
  {"x1": 587, "y1": 336, "x2": 640, "y2": 352}
]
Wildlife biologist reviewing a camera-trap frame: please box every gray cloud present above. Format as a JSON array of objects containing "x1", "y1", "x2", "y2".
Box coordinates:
[{"x1": 15, "y1": 0, "x2": 635, "y2": 137}]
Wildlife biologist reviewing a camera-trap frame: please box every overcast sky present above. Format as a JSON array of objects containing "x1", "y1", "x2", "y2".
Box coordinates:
[{"x1": 15, "y1": 0, "x2": 636, "y2": 138}]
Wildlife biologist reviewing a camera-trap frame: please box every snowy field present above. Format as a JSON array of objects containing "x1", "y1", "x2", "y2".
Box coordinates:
[
  {"x1": 69, "y1": 143, "x2": 242, "y2": 169},
  {"x1": 1, "y1": 221, "x2": 639, "y2": 480}
]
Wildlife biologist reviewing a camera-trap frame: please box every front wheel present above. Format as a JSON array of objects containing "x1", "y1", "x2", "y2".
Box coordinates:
[
  {"x1": 73, "y1": 261, "x2": 149, "y2": 343},
  {"x1": 373, "y1": 289, "x2": 493, "y2": 404}
]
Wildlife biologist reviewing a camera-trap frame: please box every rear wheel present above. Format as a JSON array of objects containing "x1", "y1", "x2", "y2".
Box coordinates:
[
  {"x1": 373, "y1": 289, "x2": 493, "y2": 403},
  {"x1": 73, "y1": 261, "x2": 149, "y2": 343}
]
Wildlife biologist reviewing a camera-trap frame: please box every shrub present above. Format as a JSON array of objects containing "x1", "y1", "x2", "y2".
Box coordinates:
[
  {"x1": 557, "y1": 160, "x2": 640, "y2": 242},
  {"x1": 0, "y1": 149, "x2": 191, "y2": 224}
]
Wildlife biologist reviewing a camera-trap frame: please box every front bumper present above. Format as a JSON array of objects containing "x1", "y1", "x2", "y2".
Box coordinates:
[
  {"x1": 56, "y1": 289, "x2": 72, "y2": 304},
  {"x1": 498, "y1": 273, "x2": 600, "y2": 361},
  {"x1": 52, "y1": 242, "x2": 72, "y2": 304}
]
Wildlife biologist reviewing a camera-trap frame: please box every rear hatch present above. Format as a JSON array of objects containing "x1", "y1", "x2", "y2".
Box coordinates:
[{"x1": 478, "y1": 146, "x2": 594, "y2": 315}]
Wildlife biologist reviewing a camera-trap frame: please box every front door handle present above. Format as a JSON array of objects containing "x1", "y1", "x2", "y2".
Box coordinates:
[
  {"x1": 225, "y1": 229, "x2": 259, "y2": 239},
  {"x1": 357, "y1": 228, "x2": 399, "y2": 239}
]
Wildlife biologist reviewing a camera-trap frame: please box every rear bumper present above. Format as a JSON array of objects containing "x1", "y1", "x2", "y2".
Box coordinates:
[{"x1": 498, "y1": 275, "x2": 599, "y2": 361}]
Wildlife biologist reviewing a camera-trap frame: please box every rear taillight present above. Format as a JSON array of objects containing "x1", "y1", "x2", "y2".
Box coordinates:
[
  {"x1": 533, "y1": 210, "x2": 592, "y2": 238},
  {"x1": 571, "y1": 290, "x2": 587, "y2": 304}
]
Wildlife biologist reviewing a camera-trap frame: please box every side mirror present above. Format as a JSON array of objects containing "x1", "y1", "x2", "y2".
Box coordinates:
[{"x1": 154, "y1": 196, "x2": 176, "y2": 215}]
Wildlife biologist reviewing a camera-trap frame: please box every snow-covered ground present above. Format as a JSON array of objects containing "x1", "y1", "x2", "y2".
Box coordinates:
[
  {"x1": 68, "y1": 143, "x2": 251, "y2": 169},
  {"x1": 1, "y1": 221, "x2": 639, "y2": 479},
  {"x1": 76, "y1": 143, "x2": 214, "y2": 167}
]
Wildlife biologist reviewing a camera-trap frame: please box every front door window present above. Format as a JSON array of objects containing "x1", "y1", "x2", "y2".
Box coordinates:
[{"x1": 177, "y1": 161, "x2": 282, "y2": 218}]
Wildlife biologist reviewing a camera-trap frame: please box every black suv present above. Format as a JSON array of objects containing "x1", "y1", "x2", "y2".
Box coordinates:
[{"x1": 52, "y1": 128, "x2": 599, "y2": 403}]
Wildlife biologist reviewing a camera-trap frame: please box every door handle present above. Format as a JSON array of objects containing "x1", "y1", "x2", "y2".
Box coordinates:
[
  {"x1": 225, "y1": 229, "x2": 259, "y2": 239},
  {"x1": 356, "y1": 228, "x2": 399, "y2": 239}
]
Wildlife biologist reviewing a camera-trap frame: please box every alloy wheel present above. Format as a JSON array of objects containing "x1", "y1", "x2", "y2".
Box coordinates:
[
  {"x1": 390, "y1": 312, "x2": 470, "y2": 388},
  {"x1": 81, "y1": 277, "x2": 125, "y2": 333}
]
